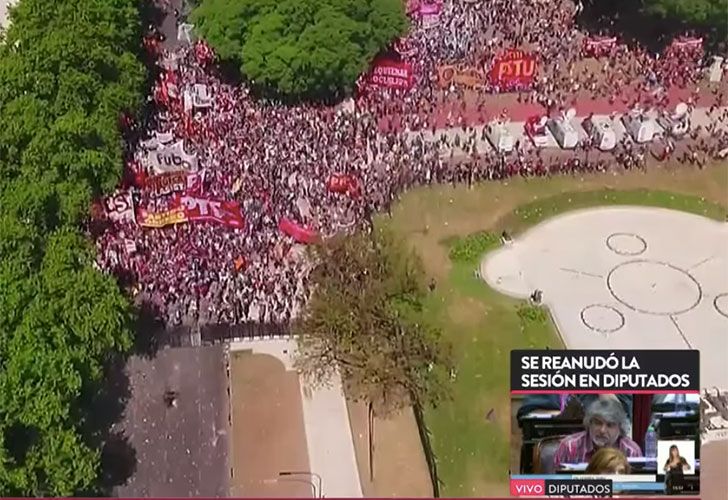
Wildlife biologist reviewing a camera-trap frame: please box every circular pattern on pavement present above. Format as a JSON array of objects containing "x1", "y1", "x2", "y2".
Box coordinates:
[
  {"x1": 606, "y1": 233, "x2": 647, "y2": 256},
  {"x1": 607, "y1": 260, "x2": 702, "y2": 316},
  {"x1": 580, "y1": 304, "x2": 625, "y2": 334},
  {"x1": 714, "y1": 293, "x2": 728, "y2": 319}
]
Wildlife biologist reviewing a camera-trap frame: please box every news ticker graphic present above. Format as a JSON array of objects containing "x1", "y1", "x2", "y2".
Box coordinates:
[
  {"x1": 511, "y1": 475, "x2": 700, "y2": 496},
  {"x1": 511, "y1": 350, "x2": 700, "y2": 393},
  {"x1": 511, "y1": 477, "x2": 613, "y2": 497}
]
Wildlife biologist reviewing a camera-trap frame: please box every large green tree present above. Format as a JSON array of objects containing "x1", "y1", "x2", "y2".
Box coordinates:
[
  {"x1": 0, "y1": 0, "x2": 145, "y2": 494},
  {"x1": 191, "y1": 0, "x2": 408, "y2": 100},
  {"x1": 293, "y1": 227, "x2": 451, "y2": 482},
  {"x1": 293, "y1": 227, "x2": 452, "y2": 413}
]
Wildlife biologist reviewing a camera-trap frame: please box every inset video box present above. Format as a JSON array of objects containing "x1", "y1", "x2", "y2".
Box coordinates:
[
  {"x1": 511, "y1": 350, "x2": 700, "y2": 394},
  {"x1": 510, "y1": 349, "x2": 701, "y2": 497}
]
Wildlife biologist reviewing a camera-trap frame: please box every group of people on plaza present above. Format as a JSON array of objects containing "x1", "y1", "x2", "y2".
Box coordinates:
[{"x1": 95, "y1": 0, "x2": 728, "y2": 329}]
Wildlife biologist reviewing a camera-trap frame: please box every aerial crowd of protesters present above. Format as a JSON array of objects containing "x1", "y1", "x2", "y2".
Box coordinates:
[{"x1": 95, "y1": 0, "x2": 728, "y2": 329}]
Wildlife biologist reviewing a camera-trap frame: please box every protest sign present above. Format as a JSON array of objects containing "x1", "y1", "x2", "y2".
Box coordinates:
[
  {"x1": 327, "y1": 174, "x2": 361, "y2": 198},
  {"x1": 394, "y1": 38, "x2": 417, "y2": 57},
  {"x1": 583, "y1": 36, "x2": 617, "y2": 57},
  {"x1": 137, "y1": 207, "x2": 187, "y2": 228},
  {"x1": 179, "y1": 195, "x2": 245, "y2": 228},
  {"x1": 149, "y1": 140, "x2": 199, "y2": 174},
  {"x1": 367, "y1": 59, "x2": 414, "y2": 90},
  {"x1": 438, "y1": 65, "x2": 487, "y2": 88},
  {"x1": 104, "y1": 191, "x2": 136, "y2": 223},
  {"x1": 192, "y1": 83, "x2": 212, "y2": 108},
  {"x1": 145, "y1": 171, "x2": 204, "y2": 198},
  {"x1": 671, "y1": 37, "x2": 703, "y2": 51},
  {"x1": 279, "y1": 218, "x2": 319, "y2": 244},
  {"x1": 489, "y1": 50, "x2": 537, "y2": 89}
]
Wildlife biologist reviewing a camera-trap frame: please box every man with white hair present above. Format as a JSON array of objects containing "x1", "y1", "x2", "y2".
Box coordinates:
[{"x1": 553, "y1": 396, "x2": 643, "y2": 469}]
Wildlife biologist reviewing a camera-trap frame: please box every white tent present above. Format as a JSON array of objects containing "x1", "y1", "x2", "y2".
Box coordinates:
[
  {"x1": 583, "y1": 116, "x2": 616, "y2": 151},
  {"x1": 657, "y1": 103, "x2": 690, "y2": 138},
  {"x1": 486, "y1": 121, "x2": 515, "y2": 153},
  {"x1": 548, "y1": 109, "x2": 580, "y2": 149},
  {"x1": 622, "y1": 112, "x2": 657, "y2": 143}
]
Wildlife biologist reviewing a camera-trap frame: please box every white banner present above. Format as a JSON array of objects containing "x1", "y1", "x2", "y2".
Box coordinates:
[
  {"x1": 193, "y1": 84, "x2": 212, "y2": 108},
  {"x1": 104, "y1": 191, "x2": 136, "y2": 223},
  {"x1": 149, "y1": 140, "x2": 198, "y2": 174},
  {"x1": 141, "y1": 130, "x2": 175, "y2": 150}
]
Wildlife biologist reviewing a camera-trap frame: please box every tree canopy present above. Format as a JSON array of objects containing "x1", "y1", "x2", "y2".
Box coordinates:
[
  {"x1": 0, "y1": 0, "x2": 145, "y2": 494},
  {"x1": 642, "y1": 0, "x2": 728, "y2": 26},
  {"x1": 582, "y1": 0, "x2": 728, "y2": 50},
  {"x1": 190, "y1": 0, "x2": 408, "y2": 100},
  {"x1": 293, "y1": 227, "x2": 453, "y2": 415}
]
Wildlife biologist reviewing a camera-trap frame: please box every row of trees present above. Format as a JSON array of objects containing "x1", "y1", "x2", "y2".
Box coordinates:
[{"x1": 0, "y1": 0, "x2": 146, "y2": 495}]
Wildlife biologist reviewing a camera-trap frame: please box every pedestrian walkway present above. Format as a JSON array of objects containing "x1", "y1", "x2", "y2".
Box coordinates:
[{"x1": 230, "y1": 339, "x2": 363, "y2": 498}]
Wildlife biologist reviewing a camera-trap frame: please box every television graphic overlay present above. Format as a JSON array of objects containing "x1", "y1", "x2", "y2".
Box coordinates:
[{"x1": 510, "y1": 350, "x2": 701, "y2": 497}]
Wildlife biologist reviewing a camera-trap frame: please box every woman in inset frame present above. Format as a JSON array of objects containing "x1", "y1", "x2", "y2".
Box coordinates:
[{"x1": 663, "y1": 444, "x2": 691, "y2": 474}]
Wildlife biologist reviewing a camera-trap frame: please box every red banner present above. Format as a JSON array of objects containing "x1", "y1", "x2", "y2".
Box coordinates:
[
  {"x1": 368, "y1": 59, "x2": 414, "y2": 89},
  {"x1": 489, "y1": 50, "x2": 537, "y2": 89},
  {"x1": 144, "y1": 171, "x2": 204, "y2": 198},
  {"x1": 326, "y1": 174, "x2": 360, "y2": 197},
  {"x1": 279, "y1": 218, "x2": 319, "y2": 244},
  {"x1": 583, "y1": 36, "x2": 617, "y2": 57},
  {"x1": 671, "y1": 37, "x2": 703, "y2": 51},
  {"x1": 137, "y1": 195, "x2": 244, "y2": 229},
  {"x1": 178, "y1": 195, "x2": 244, "y2": 228}
]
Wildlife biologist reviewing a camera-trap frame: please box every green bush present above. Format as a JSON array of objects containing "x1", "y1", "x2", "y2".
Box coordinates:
[
  {"x1": 448, "y1": 232, "x2": 500, "y2": 263},
  {"x1": 516, "y1": 304, "x2": 548, "y2": 326}
]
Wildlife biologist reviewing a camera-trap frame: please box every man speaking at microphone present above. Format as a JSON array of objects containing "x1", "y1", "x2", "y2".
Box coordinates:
[{"x1": 553, "y1": 396, "x2": 643, "y2": 470}]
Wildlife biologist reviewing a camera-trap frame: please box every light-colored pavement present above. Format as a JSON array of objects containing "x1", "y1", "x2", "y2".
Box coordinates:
[
  {"x1": 481, "y1": 207, "x2": 728, "y2": 392},
  {"x1": 230, "y1": 338, "x2": 363, "y2": 498},
  {"x1": 0, "y1": 0, "x2": 16, "y2": 30}
]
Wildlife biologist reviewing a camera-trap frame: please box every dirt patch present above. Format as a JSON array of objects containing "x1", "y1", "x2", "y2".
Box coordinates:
[
  {"x1": 448, "y1": 296, "x2": 487, "y2": 327},
  {"x1": 347, "y1": 400, "x2": 433, "y2": 497},
  {"x1": 229, "y1": 352, "x2": 312, "y2": 497}
]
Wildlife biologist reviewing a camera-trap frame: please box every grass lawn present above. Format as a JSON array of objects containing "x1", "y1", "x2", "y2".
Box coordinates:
[{"x1": 382, "y1": 163, "x2": 728, "y2": 497}]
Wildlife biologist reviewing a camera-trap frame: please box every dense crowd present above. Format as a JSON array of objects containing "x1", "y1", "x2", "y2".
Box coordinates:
[
  {"x1": 365, "y1": 0, "x2": 722, "y2": 132},
  {"x1": 95, "y1": 0, "x2": 728, "y2": 328}
]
